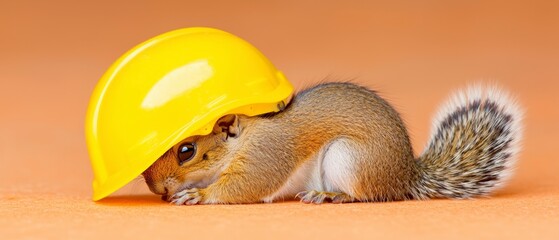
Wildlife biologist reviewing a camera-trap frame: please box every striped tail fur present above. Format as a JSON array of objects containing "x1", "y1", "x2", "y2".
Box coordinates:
[{"x1": 414, "y1": 85, "x2": 523, "y2": 199}]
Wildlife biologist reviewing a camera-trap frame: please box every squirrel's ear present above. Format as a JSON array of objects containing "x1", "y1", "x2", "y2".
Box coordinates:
[{"x1": 213, "y1": 114, "x2": 241, "y2": 138}]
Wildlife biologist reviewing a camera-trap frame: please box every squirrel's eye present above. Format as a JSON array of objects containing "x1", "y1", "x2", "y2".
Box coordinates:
[{"x1": 177, "y1": 143, "x2": 196, "y2": 165}]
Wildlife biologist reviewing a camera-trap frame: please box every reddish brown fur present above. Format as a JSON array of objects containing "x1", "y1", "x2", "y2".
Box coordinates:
[{"x1": 143, "y1": 82, "x2": 521, "y2": 204}]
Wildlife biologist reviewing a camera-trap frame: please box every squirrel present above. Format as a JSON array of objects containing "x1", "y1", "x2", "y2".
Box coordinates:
[{"x1": 142, "y1": 82, "x2": 523, "y2": 205}]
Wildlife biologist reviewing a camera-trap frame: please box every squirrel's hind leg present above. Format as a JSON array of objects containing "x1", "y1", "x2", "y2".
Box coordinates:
[
  {"x1": 296, "y1": 190, "x2": 355, "y2": 204},
  {"x1": 300, "y1": 138, "x2": 362, "y2": 204}
]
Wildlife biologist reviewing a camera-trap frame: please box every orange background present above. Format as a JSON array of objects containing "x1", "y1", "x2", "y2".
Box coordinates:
[{"x1": 1, "y1": 0, "x2": 558, "y2": 239}]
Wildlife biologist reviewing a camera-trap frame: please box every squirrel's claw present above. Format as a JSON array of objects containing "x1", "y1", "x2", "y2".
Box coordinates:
[
  {"x1": 169, "y1": 188, "x2": 203, "y2": 205},
  {"x1": 296, "y1": 190, "x2": 355, "y2": 204}
]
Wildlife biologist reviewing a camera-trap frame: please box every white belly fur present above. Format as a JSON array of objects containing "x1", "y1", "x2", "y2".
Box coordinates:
[{"x1": 262, "y1": 138, "x2": 358, "y2": 203}]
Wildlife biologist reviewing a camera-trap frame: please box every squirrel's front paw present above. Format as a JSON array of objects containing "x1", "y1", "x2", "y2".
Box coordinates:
[{"x1": 169, "y1": 188, "x2": 203, "y2": 205}]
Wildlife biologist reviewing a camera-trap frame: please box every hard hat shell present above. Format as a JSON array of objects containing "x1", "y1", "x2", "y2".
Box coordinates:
[{"x1": 86, "y1": 27, "x2": 293, "y2": 201}]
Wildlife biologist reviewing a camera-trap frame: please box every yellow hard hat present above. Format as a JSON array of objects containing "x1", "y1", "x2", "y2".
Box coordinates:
[{"x1": 85, "y1": 27, "x2": 294, "y2": 201}]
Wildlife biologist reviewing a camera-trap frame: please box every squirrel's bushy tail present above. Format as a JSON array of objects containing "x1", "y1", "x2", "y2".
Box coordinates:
[{"x1": 414, "y1": 85, "x2": 523, "y2": 199}]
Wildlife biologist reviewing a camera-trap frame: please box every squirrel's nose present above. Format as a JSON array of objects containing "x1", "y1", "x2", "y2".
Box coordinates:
[{"x1": 160, "y1": 187, "x2": 170, "y2": 201}]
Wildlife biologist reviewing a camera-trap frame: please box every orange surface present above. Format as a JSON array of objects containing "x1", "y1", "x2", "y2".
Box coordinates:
[{"x1": 1, "y1": 1, "x2": 558, "y2": 239}]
